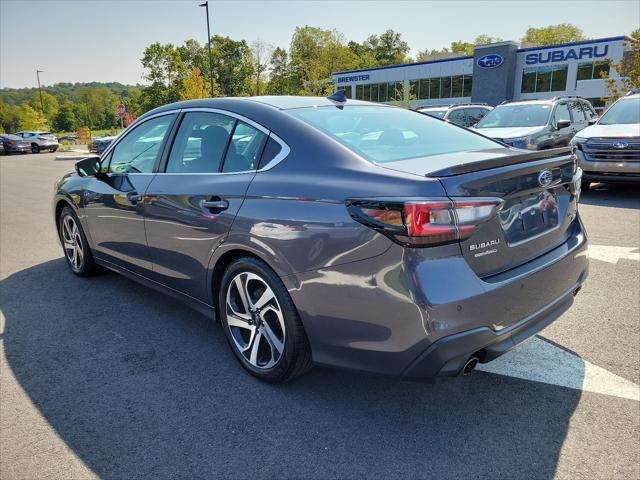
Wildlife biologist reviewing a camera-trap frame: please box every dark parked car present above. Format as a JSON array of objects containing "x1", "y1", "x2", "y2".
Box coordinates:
[
  {"x1": 1, "y1": 134, "x2": 30, "y2": 154},
  {"x1": 91, "y1": 135, "x2": 117, "y2": 154},
  {"x1": 473, "y1": 97, "x2": 598, "y2": 150},
  {"x1": 53, "y1": 96, "x2": 588, "y2": 383}
]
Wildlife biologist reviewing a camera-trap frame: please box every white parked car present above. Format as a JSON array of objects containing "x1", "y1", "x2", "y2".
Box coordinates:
[
  {"x1": 570, "y1": 91, "x2": 640, "y2": 189},
  {"x1": 14, "y1": 131, "x2": 59, "y2": 153}
]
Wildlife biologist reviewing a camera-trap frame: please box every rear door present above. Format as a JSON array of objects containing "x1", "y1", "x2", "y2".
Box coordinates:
[
  {"x1": 144, "y1": 110, "x2": 268, "y2": 301},
  {"x1": 436, "y1": 149, "x2": 578, "y2": 278}
]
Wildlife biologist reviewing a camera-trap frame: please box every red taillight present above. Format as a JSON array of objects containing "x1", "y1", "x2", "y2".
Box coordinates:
[
  {"x1": 8, "y1": 140, "x2": 15, "y2": 145},
  {"x1": 348, "y1": 198, "x2": 503, "y2": 247}
]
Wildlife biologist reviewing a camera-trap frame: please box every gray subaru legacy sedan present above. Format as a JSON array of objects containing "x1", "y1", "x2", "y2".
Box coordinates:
[{"x1": 53, "y1": 95, "x2": 588, "y2": 383}]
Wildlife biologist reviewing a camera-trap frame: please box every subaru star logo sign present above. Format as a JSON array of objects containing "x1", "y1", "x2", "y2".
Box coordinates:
[
  {"x1": 538, "y1": 169, "x2": 553, "y2": 188},
  {"x1": 477, "y1": 54, "x2": 504, "y2": 68},
  {"x1": 612, "y1": 141, "x2": 629, "y2": 149}
]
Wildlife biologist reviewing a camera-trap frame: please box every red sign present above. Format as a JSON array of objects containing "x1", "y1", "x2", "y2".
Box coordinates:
[{"x1": 117, "y1": 103, "x2": 126, "y2": 118}]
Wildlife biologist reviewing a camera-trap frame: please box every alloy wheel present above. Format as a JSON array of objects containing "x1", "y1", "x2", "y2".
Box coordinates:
[
  {"x1": 61, "y1": 215, "x2": 84, "y2": 272},
  {"x1": 225, "y1": 272, "x2": 286, "y2": 369}
]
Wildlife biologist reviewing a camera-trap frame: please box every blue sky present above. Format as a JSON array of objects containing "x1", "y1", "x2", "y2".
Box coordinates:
[{"x1": 1, "y1": 0, "x2": 638, "y2": 88}]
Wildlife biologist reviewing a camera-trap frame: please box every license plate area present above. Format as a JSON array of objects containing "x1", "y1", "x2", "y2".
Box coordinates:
[{"x1": 500, "y1": 190, "x2": 559, "y2": 244}]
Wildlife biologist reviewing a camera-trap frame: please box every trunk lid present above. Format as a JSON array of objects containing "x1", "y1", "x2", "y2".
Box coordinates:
[{"x1": 382, "y1": 147, "x2": 578, "y2": 278}]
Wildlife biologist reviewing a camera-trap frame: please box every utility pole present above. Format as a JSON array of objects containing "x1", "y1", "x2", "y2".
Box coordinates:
[
  {"x1": 199, "y1": 1, "x2": 215, "y2": 97},
  {"x1": 36, "y1": 70, "x2": 45, "y2": 113}
]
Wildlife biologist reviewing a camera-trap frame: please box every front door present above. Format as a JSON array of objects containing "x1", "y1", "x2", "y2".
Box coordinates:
[
  {"x1": 551, "y1": 102, "x2": 574, "y2": 147},
  {"x1": 83, "y1": 113, "x2": 177, "y2": 274},
  {"x1": 144, "y1": 111, "x2": 267, "y2": 301}
]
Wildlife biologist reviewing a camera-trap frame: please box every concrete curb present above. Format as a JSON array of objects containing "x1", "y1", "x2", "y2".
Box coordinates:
[{"x1": 55, "y1": 154, "x2": 96, "y2": 161}]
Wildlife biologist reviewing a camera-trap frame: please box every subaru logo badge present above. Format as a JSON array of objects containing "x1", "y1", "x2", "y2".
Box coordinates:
[
  {"x1": 477, "y1": 54, "x2": 504, "y2": 69},
  {"x1": 538, "y1": 170, "x2": 553, "y2": 188},
  {"x1": 612, "y1": 141, "x2": 629, "y2": 149}
]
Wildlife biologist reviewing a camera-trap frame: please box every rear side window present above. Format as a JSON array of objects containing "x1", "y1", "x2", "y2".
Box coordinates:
[
  {"x1": 288, "y1": 106, "x2": 499, "y2": 163},
  {"x1": 258, "y1": 136, "x2": 283, "y2": 169},
  {"x1": 466, "y1": 108, "x2": 488, "y2": 125},
  {"x1": 447, "y1": 109, "x2": 467, "y2": 126},
  {"x1": 166, "y1": 112, "x2": 235, "y2": 173},
  {"x1": 222, "y1": 121, "x2": 267, "y2": 173}
]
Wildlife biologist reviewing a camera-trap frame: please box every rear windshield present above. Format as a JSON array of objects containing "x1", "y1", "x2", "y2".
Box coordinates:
[
  {"x1": 476, "y1": 104, "x2": 551, "y2": 128},
  {"x1": 598, "y1": 97, "x2": 640, "y2": 125},
  {"x1": 287, "y1": 106, "x2": 499, "y2": 163}
]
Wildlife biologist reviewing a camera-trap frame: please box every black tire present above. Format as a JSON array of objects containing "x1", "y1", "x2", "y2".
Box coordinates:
[
  {"x1": 58, "y1": 206, "x2": 98, "y2": 277},
  {"x1": 218, "y1": 256, "x2": 313, "y2": 383},
  {"x1": 31, "y1": 143, "x2": 40, "y2": 153},
  {"x1": 581, "y1": 180, "x2": 591, "y2": 191},
  {"x1": 50, "y1": 147, "x2": 58, "y2": 153}
]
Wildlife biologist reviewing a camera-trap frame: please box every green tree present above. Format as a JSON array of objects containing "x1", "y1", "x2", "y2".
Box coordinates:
[
  {"x1": 28, "y1": 91, "x2": 58, "y2": 122},
  {"x1": 19, "y1": 104, "x2": 49, "y2": 130},
  {"x1": 364, "y1": 29, "x2": 410, "y2": 66},
  {"x1": 180, "y1": 67, "x2": 215, "y2": 100},
  {"x1": 52, "y1": 103, "x2": 77, "y2": 132},
  {"x1": 522, "y1": 24, "x2": 585, "y2": 46},
  {"x1": 210, "y1": 35, "x2": 255, "y2": 96},
  {"x1": 450, "y1": 41, "x2": 475, "y2": 55},
  {"x1": 0, "y1": 100, "x2": 22, "y2": 133},
  {"x1": 603, "y1": 29, "x2": 640, "y2": 101},
  {"x1": 266, "y1": 47, "x2": 295, "y2": 95},
  {"x1": 474, "y1": 34, "x2": 503, "y2": 45},
  {"x1": 251, "y1": 39, "x2": 275, "y2": 96}
]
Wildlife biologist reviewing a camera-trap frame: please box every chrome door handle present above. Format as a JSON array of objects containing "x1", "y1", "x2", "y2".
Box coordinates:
[{"x1": 201, "y1": 199, "x2": 229, "y2": 211}]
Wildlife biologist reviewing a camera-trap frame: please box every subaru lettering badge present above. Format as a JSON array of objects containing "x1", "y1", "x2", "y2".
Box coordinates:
[
  {"x1": 477, "y1": 54, "x2": 504, "y2": 69},
  {"x1": 538, "y1": 170, "x2": 553, "y2": 188},
  {"x1": 612, "y1": 141, "x2": 629, "y2": 149}
]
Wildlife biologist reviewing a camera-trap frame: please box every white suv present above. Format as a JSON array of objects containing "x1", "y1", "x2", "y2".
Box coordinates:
[
  {"x1": 14, "y1": 131, "x2": 59, "y2": 153},
  {"x1": 571, "y1": 92, "x2": 640, "y2": 188}
]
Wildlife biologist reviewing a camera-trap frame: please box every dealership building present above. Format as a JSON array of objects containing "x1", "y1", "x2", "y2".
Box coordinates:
[{"x1": 332, "y1": 36, "x2": 630, "y2": 112}]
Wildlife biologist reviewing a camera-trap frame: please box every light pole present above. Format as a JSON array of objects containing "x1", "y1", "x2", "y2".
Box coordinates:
[
  {"x1": 36, "y1": 70, "x2": 45, "y2": 113},
  {"x1": 199, "y1": 1, "x2": 215, "y2": 98}
]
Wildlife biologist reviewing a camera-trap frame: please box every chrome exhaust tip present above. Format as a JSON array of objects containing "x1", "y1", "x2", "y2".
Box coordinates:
[{"x1": 461, "y1": 357, "x2": 479, "y2": 376}]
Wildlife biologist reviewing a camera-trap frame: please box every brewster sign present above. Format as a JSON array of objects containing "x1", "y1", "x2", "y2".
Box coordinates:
[
  {"x1": 525, "y1": 44, "x2": 609, "y2": 65},
  {"x1": 337, "y1": 74, "x2": 370, "y2": 83}
]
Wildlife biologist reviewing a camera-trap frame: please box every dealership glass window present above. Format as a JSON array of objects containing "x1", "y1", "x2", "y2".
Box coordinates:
[
  {"x1": 379, "y1": 83, "x2": 388, "y2": 102},
  {"x1": 451, "y1": 76, "x2": 463, "y2": 98},
  {"x1": 577, "y1": 61, "x2": 610, "y2": 82},
  {"x1": 441, "y1": 77, "x2": 452, "y2": 98},
  {"x1": 389, "y1": 82, "x2": 404, "y2": 102},
  {"x1": 419, "y1": 79, "x2": 430, "y2": 99},
  {"x1": 536, "y1": 66, "x2": 552, "y2": 92},
  {"x1": 409, "y1": 80, "x2": 418, "y2": 100},
  {"x1": 462, "y1": 75, "x2": 472, "y2": 97},
  {"x1": 521, "y1": 68, "x2": 537, "y2": 93},
  {"x1": 363, "y1": 84, "x2": 371, "y2": 101},
  {"x1": 370, "y1": 83, "x2": 380, "y2": 102},
  {"x1": 550, "y1": 65, "x2": 568, "y2": 91},
  {"x1": 430, "y1": 77, "x2": 441, "y2": 99},
  {"x1": 337, "y1": 86, "x2": 352, "y2": 99},
  {"x1": 355, "y1": 85, "x2": 364, "y2": 100},
  {"x1": 593, "y1": 60, "x2": 610, "y2": 79}
]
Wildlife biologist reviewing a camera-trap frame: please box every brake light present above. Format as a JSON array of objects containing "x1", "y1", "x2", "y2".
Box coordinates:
[
  {"x1": 347, "y1": 198, "x2": 503, "y2": 247},
  {"x1": 8, "y1": 140, "x2": 15, "y2": 145}
]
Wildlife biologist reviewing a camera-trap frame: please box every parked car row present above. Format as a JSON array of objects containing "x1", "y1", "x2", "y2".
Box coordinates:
[
  {"x1": 416, "y1": 92, "x2": 639, "y2": 187},
  {"x1": 0, "y1": 131, "x2": 59, "y2": 154}
]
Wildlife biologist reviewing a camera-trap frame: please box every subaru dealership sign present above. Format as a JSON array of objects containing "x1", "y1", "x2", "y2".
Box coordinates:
[
  {"x1": 525, "y1": 44, "x2": 609, "y2": 65},
  {"x1": 477, "y1": 54, "x2": 504, "y2": 69}
]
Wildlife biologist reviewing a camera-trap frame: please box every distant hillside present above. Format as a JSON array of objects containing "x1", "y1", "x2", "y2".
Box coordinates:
[{"x1": 0, "y1": 82, "x2": 142, "y2": 105}]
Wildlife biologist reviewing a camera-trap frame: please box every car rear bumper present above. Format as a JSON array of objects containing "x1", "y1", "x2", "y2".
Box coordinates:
[{"x1": 286, "y1": 218, "x2": 588, "y2": 378}]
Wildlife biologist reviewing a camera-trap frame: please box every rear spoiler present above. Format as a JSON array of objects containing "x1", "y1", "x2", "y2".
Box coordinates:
[{"x1": 425, "y1": 147, "x2": 574, "y2": 177}]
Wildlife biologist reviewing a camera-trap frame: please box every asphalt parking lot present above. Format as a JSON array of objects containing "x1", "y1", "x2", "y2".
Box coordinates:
[{"x1": 1, "y1": 152, "x2": 638, "y2": 479}]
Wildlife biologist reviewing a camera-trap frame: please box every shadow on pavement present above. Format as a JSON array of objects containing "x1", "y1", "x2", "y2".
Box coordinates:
[
  {"x1": 580, "y1": 183, "x2": 640, "y2": 209},
  {"x1": 2, "y1": 259, "x2": 582, "y2": 479}
]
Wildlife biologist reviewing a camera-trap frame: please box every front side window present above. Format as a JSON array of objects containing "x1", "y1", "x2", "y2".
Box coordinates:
[
  {"x1": 466, "y1": 108, "x2": 488, "y2": 125},
  {"x1": 166, "y1": 112, "x2": 235, "y2": 173},
  {"x1": 108, "y1": 114, "x2": 176, "y2": 174},
  {"x1": 553, "y1": 103, "x2": 571, "y2": 125},
  {"x1": 288, "y1": 105, "x2": 500, "y2": 163},
  {"x1": 476, "y1": 104, "x2": 552, "y2": 128}
]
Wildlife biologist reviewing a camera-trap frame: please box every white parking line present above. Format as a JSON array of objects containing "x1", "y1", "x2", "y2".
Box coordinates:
[
  {"x1": 477, "y1": 336, "x2": 640, "y2": 401},
  {"x1": 589, "y1": 244, "x2": 640, "y2": 264}
]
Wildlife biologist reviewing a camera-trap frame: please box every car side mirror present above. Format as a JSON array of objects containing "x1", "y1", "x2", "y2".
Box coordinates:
[
  {"x1": 588, "y1": 118, "x2": 597, "y2": 125},
  {"x1": 556, "y1": 120, "x2": 571, "y2": 130},
  {"x1": 75, "y1": 156, "x2": 102, "y2": 177}
]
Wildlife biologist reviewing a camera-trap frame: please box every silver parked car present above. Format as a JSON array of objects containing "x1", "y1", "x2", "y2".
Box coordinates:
[
  {"x1": 571, "y1": 91, "x2": 640, "y2": 188},
  {"x1": 14, "y1": 130, "x2": 59, "y2": 153},
  {"x1": 53, "y1": 95, "x2": 588, "y2": 383},
  {"x1": 416, "y1": 103, "x2": 492, "y2": 128}
]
